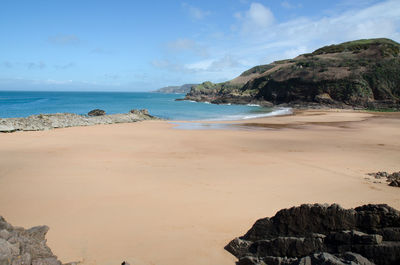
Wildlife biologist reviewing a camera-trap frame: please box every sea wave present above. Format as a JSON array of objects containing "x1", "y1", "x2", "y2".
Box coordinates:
[
  {"x1": 206, "y1": 108, "x2": 293, "y2": 121},
  {"x1": 246, "y1": 103, "x2": 260, "y2": 107}
]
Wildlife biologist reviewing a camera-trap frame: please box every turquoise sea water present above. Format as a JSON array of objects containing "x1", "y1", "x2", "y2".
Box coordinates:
[{"x1": 0, "y1": 91, "x2": 289, "y2": 120}]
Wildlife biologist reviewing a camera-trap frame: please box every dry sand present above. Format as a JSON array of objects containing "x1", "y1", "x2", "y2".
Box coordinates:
[{"x1": 0, "y1": 109, "x2": 399, "y2": 265}]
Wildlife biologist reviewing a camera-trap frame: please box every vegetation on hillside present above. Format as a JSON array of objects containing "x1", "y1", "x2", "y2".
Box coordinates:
[{"x1": 185, "y1": 38, "x2": 400, "y2": 109}]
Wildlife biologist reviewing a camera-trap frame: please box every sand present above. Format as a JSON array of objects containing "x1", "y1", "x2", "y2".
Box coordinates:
[{"x1": 0, "y1": 109, "x2": 399, "y2": 265}]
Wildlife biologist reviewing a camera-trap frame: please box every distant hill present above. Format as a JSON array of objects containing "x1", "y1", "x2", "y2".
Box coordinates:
[
  {"x1": 185, "y1": 38, "x2": 400, "y2": 109},
  {"x1": 153, "y1": 84, "x2": 196, "y2": 93}
]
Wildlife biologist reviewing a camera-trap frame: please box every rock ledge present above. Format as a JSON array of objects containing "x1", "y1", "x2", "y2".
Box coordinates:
[
  {"x1": 0, "y1": 109, "x2": 160, "y2": 133},
  {"x1": 226, "y1": 204, "x2": 400, "y2": 265}
]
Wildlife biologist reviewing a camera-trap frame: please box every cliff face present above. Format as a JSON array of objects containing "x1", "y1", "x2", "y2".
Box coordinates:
[{"x1": 185, "y1": 38, "x2": 400, "y2": 109}]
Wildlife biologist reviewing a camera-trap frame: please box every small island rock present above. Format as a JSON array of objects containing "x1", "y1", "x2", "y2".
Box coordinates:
[{"x1": 88, "y1": 109, "x2": 106, "y2": 116}]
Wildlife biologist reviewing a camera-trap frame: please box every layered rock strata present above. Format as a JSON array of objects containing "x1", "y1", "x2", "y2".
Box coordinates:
[{"x1": 226, "y1": 204, "x2": 400, "y2": 265}]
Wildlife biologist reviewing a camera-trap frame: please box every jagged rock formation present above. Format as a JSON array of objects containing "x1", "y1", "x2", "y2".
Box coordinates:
[
  {"x1": 153, "y1": 84, "x2": 196, "y2": 94},
  {"x1": 185, "y1": 38, "x2": 400, "y2": 109},
  {"x1": 0, "y1": 216, "x2": 76, "y2": 265},
  {"x1": 225, "y1": 204, "x2": 400, "y2": 265},
  {"x1": 368, "y1": 172, "x2": 400, "y2": 187},
  {"x1": 0, "y1": 109, "x2": 159, "y2": 133}
]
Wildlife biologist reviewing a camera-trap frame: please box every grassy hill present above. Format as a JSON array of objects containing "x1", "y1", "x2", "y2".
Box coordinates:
[{"x1": 184, "y1": 38, "x2": 400, "y2": 109}]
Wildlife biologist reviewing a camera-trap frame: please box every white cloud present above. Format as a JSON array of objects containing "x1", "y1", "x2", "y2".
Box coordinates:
[
  {"x1": 153, "y1": 55, "x2": 242, "y2": 74},
  {"x1": 229, "y1": 0, "x2": 400, "y2": 66},
  {"x1": 182, "y1": 3, "x2": 211, "y2": 20},
  {"x1": 236, "y1": 2, "x2": 275, "y2": 33}
]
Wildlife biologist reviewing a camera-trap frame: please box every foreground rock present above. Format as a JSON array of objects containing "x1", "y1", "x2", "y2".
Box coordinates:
[
  {"x1": 0, "y1": 216, "x2": 75, "y2": 265},
  {"x1": 185, "y1": 38, "x2": 400, "y2": 110},
  {"x1": 225, "y1": 204, "x2": 400, "y2": 265},
  {"x1": 0, "y1": 109, "x2": 159, "y2": 133},
  {"x1": 368, "y1": 171, "x2": 400, "y2": 187}
]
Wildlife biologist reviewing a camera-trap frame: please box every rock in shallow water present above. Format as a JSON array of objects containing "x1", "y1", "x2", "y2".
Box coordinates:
[
  {"x1": 225, "y1": 204, "x2": 400, "y2": 265},
  {"x1": 0, "y1": 110, "x2": 160, "y2": 132},
  {"x1": 87, "y1": 109, "x2": 106, "y2": 116}
]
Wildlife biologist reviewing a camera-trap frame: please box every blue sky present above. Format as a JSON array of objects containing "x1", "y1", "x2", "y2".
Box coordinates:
[{"x1": 1, "y1": 0, "x2": 400, "y2": 91}]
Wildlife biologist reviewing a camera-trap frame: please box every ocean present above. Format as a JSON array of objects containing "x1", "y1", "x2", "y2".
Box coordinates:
[{"x1": 0, "y1": 91, "x2": 290, "y2": 120}]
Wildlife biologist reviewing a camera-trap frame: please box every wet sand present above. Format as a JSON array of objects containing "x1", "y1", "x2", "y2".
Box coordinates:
[{"x1": 0, "y1": 109, "x2": 399, "y2": 265}]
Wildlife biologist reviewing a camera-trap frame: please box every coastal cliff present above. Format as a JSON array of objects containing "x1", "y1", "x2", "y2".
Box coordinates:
[{"x1": 184, "y1": 38, "x2": 400, "y2": 109}]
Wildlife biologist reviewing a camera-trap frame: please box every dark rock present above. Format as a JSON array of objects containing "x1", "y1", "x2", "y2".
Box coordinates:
[
  {"x1": 389, "y1": 180, "x2": 400, "y2": 187},
  {"x1": 224, "y1": 238, "x2": 252, "y2": 258},
  {"x1": 237, "y1": 256, "x2": 267, "y2": 265},
  {"x1": 130, "y1": 109, "x2": 149, "y2": 115},
  {"x1": 368, "y1": 171, "x2": 400, "y2": 188},
  {"x1": 341, "y1": 252, "x2": 375, "y2": 265},
  {"x1": 248, "y1": 237, "x2": 325, "y2": 258},
  {"x1": 226, "y1": 204, "x2": 400, "y2": 265},
  {"x1": 88, "y1": 109, "x2": 106, "y2": 116},
  {"x1": 380, "y1": 227, "x2": 400, "y2": 241},
  {"x1": 314, "y1": 93, "x2": 336, "y2": 105}
]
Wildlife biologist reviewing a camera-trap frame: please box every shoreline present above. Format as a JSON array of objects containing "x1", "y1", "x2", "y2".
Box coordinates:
[{"x1": 1, "y1": 109, "x2": 399, "y2": 265}]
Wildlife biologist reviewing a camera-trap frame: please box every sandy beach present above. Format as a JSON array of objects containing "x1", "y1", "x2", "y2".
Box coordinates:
[{"x1": 0, "y1": 109, "x2": 399, "y2": 265}]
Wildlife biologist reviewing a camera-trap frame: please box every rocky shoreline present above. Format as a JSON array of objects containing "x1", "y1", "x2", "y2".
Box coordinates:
[
  {"x1": 0, "y1": 109, "x2": 159, "y2": 133},
  {"x1": 225, "y1": 204, "x2": 400, "y2": 265}
]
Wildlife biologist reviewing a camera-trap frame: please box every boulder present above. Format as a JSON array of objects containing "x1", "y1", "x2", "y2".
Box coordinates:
[
  {"x1": 0, "y1": 216, "x2": 72, "y2": 265},
  {"x1": 314, "y1": 93, "x2": 336, "y2": 105},
  {"x1": 0, "y1": 125, "x2": 16, "y2": 133},
  {"x1": 87, "y1": 109, "x2": 106, "y2": 116},
  {"x1": 130, "y1": 109, "x2": 149, "y2": 115},
  {"x1": 367, "y1": 171, "x2": 400, "y2": 188},
  {"x1": 226, "y1": 204, "x2": 400, "y2": 265}
]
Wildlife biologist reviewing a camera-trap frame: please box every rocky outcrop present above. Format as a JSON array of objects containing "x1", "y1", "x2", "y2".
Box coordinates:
[
  {"x1": 368, "y1": 172, "x2": 400, "y2": 187},
  {"x1": 0, "y1": 109, "x2": 159, "y2": 133},
  {"x1": 87, "y1": 109, "x2": 106, "y2": 116},
  {"x1": 0, "y1": 216, "x2": 76, "y2": 265},
  {"x1": 225, "y1": 204, "x2": 400, "y2": 265},
  {"x1": 185, "y1": 38, "x2": 400, "y2": 110}
]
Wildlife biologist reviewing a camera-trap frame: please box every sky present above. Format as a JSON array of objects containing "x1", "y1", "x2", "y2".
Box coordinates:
[{"x1": 0, "y1": 0, "x2": 400, "y2": 91}]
